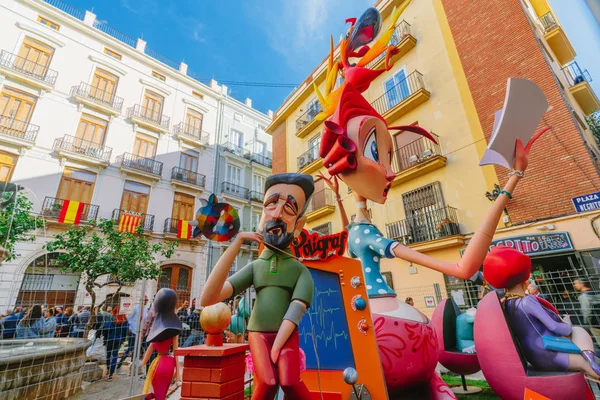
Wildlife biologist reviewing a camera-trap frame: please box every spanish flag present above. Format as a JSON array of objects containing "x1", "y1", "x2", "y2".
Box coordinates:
[
  {"x1": 177, "y1": 220, "x2": 191, "y2": 239},
  {"x1": 119, "y1": 213, "x2": 142, "y2": 233},
  {"x1": 57, "y1": 200, "x2": 84, "y2": 225}
]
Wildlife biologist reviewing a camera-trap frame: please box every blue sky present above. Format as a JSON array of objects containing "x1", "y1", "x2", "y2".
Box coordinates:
[{"x1": 65, "y1": 0, "x2": 371, "y2": 114}]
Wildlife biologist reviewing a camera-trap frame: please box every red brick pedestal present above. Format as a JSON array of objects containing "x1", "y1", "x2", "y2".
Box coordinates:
[{"x1": 175, "y1": 344, "x2": 248, "y2": 400}]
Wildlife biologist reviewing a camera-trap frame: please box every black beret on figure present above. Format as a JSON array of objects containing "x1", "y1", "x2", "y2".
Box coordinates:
[{"x1": 264, "y1": 173, "x2": 315, "y2": 201}]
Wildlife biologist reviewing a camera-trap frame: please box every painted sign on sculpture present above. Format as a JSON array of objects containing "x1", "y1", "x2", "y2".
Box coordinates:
[
  {"x1": 460, "y1": 232, "x2": 573, "y2": 257},
  {"x1": 572, "y1": 191, "x2": 600, "y2": 213}
]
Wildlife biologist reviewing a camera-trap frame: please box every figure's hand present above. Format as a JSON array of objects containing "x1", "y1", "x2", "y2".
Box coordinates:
[
  {"x1": 234, "y1": 232, "x2": 263, "y2": 245},
  {"x1": 513, "y1": 127, "x2": 551, "y2": 172},
  {"x1": 270, "y1": 345, "x2": 282, "y2": 364},
  {"x1": 318, "y1": 173, "x2": 340, "y2": 197}
]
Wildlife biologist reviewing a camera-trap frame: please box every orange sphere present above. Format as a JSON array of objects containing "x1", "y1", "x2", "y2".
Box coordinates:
[{"x1": 200, "y1": 303, "x2": 232, "y2": 334}]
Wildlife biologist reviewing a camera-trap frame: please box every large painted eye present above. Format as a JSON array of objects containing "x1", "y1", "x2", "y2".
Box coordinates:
[{"x1": 363, "y1": 129, "x2": 379, "y2": 162}]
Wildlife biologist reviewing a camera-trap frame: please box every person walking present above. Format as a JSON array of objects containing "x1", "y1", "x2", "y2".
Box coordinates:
[
  {"x1": 574, "y1": 279, "x2": 600, "y2": 346},
  {"x1": 103, "y1": 306, "x2": 130, "y2": 381},
  {"x1": 527, "y1": 283, "x2": 547, "y2": 300},
  {"x1": 116, "y1": 296, "x2": 149, "y2": 375},
  {"x1": 183, "y1": 307, "x2": 204, "y2": 347}
]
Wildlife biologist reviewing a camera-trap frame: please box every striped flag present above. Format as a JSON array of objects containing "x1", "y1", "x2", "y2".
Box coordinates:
[
  {"x1": 177, "y1": 220, "x2": 192, "y2": 239},
  {"x1": 57, "y1": 200, "x2": 84, "y2": 225},
  {"x1": 119, "y1": 213, "x2": 142, "y2": 233}
]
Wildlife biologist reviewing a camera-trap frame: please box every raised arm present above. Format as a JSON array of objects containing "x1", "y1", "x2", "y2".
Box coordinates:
[
  {"x1": 199, "y1": 232, "x2": 261, "y2": 306},
  {"x1": 319, "y1": 173, "x2": 349, "y2": 228}
]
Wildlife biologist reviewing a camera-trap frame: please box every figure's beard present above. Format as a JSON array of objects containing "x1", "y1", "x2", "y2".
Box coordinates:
[{"x1": 262, "y1": 220, "x2": 294, "y2": 250}]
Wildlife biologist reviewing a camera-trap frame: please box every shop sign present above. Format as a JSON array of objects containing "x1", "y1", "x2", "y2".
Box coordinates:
[
  {"x1": 572, "y1": 192, "x2": 600, "y2": 213},
  {"x1": 460, "y1": 232, "x2": 573, "y2": 257}
]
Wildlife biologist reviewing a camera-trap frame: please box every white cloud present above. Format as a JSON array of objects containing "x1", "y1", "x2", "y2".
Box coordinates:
[
  {"x1": 121, "y1": 0, "x2": 158, "y2": 15},
  {"x1": 166, "y1": 6, "x2": 206, "y2": 44}
]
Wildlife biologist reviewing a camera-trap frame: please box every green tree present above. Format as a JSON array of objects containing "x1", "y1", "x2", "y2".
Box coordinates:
[
  {"x1": 45, "y1": 219, "x2": 178, "y2": 326},
  {"x1": 0, "y1": 192, "x2": 37, "y2": 262},
  {"x1": 586, "y1": 111, "x2": 600, "y2": 143}
]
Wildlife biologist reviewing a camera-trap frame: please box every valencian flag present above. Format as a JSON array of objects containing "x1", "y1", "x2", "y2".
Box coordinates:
[
  {"x1": 119, "y1": 213, "x2": 142, "y2": 233},
  {"x1": 57, "y1": 200, "x2": 85, "y2": 225},
  {"x1": 177, "y1": 220, "x2": 192, "y2": 239}
]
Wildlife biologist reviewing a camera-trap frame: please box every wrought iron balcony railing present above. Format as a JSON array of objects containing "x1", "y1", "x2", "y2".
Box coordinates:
[
  {"x1": 117, "y1": 152, "x2": 163, "y2": 176},
  {"x1": 371, "y1": 71, "x2": 426, "y2": 116},
  {"x1": 127, "y1": 104, "x2": 170, "y2": 129},
  {"x1": 561, "y1": 61, "x2": 593, "y2": 87},
  {"x1": 41, "y1": 196, "x2": 99, "y2": 222},
  {"x1": 42, "y1": 0, "x2": 85, "y2": 20},
  {"x1": 247, "y1": 153, "x2": 273, "y2": 168},
  {"x1": 366, "y1": 20, "x2": 412, "y2": 69},
  {"x1": 0, "y1": 115, "x2": 39, "y2": 142},
  {"x1": 53, "y1": 135, "x2": 112, "y2": 162},
  {"x1": 171, "y1": 166, "x2": 206, "y2": 187},
  {"x1": 222, "y1": 142, "x2": 250, "y2": 157},
  {"x1": 221, "y1": 182, "x2": 249, "y2": 199},
  {"x1": 386, "y1": 206, "x2": 460, "y2": 245},
  {"x1": 0, "y1": 50, "x2": 59, "y2": 85},
  {"x1": 539, "y1": 12, "x2": 559, "y2": 33},
  {"x1": 296, "y1": 103, "x2": 324, "y2": 132},
  {"x1": 71, "y1": 82, "x2": 124, "y2": 111},
  {"x1": 297, "y1": 144, "x2": 320, "y2": 170},
  {"x1": 163, "y1": 218, "x2": 196, "y2": 236},
  {"x1": 112, "y1": 209, "x2": 155, "y2": 231},
  {"x1": 249, "y1": 190, "x2": 263, "y2": 203},
  {"x1": 173, "y1": 122, "x2": 209, "y2": 145},
  {"x1": 305, "y1": 189, "x2": 334, "y2": 214},
  {"x1": 393, "y1": 132, "x2": 442, "y2": 173}
]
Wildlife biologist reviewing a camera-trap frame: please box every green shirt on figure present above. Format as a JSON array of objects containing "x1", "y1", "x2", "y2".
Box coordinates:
[{"x1": 227, "y1": 248, "x2": 314, "y2": 332}]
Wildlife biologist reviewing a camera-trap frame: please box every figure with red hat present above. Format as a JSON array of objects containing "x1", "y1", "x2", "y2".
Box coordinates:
[{"x1": 484, "y1": 246, "x2": 600, "y2": 377}]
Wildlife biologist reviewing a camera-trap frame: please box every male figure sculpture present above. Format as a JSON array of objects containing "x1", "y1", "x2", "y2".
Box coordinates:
[{"x1": 200, "y1": 173, "x2": 315, "y2": 400}]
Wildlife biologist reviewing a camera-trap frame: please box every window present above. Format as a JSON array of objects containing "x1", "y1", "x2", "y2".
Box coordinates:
[
  {"x1": 254, "y1": 140, "x2": 266, "y2": 155},
  {"x1": 306, "y1": 98, "x2": 320, "y2": 119},
  {"x1": 384, "y1": 68, "x2": 409, "y2": 109},
  {"x1": 37, "y1": 16, "x2": 60, "y2": 30},
  {"x1": 185, "y1": 109, "x2": 203, "y2": 137},
  {"x1": 0, "y1": 86, "x2": 38, "y2": 132},
  {"x1": 120, "y1": 181, "x2": 150, "y2": 213},
  {"x1": 312, "y1": 222, "x2": 331, "y2": 235},
  {"x1": 16, "y1": 36, "x2": 55, "y2": 78},
  {"x1": 252, "y1": 174, "x2": 265, "y2": 193},
  {"x1": 227, "y1": 165, "x2": 242, "y2": 186},
  {"x1": 91, "y1": 68, "x2": 119, "y2": 103},
  {"x1": 229, "y1": 129, "x2": 243, "y2": 148},
  {"x1": 172, "y1": 192, "x2": 195, "y2": 221},
  {"x1": 57, "y1": 168, "x2": 97, "y2": 203},
  {"x1": 401, "y1": 182, "x2": 448, "y2": 243},
  {"x1": 402, "y1": 182, "x2": 445, "y2": 217},
  {"x1": 252, "y1": 213, "x2": 261, "y2": 232},
  {"x1": 76, "y1": 114, "x2": 107, "y2": 145},
  {"x1": 133, "y1": 133, "x2": 157, "y2": 159},
  {"x1": 192, "y1": 90, "x2": 204, "y2": 100},
  {"x1": 381, "y1": 271, "x2": 394, "y2": 290},
  {"x1": 309, "y1": 135, "x2": 321, "y2": 160},
  {"x1": 152, "y1": 71, "x2": 166, "y2": 82},
  {"x1": 142, "y1": 90, "x2": 164, "y2": 122},
  {"x1": 103, "y1": 48, "x2": 122, "y2": 60},
  {"x1": 0, "y1": 151, "x2": 18, "y2": 181},
  {"x1": 180, "y1": 149, "x2": 199, "y2": 172}
]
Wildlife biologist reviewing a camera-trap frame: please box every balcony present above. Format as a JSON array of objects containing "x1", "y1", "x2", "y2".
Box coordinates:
[
  {"x1": 296, "y1": 103, "x2": 324, "y2": 139},
  {"x1": 371, "y1": 71, "x2": 430, "y2": 123},
  {"x1": 249, "y1": 190, "x2": 263, "y2": 203},
  {"x1": 0, "y1": 115, "x2": 39, "y2": 148},
  {"x1": 163, "y1": 218, "x2": 197, "y2": 239},
  {"x1": 171, "y1": 166, "x2": 206, "y2": 190},
  {"x1": 392, "y1": 132, "x2": 446, "y2": 186},
  {"x1": 367, "y1": 21, "x2": 416, "y2": 70},
  {"x1": 305, "y1": 189, "x2": 335, "y2": 222},
  {"x1": 221, "y1": 182, "x2": 249, "y2": 200},
  {"x1": 111, "y1": 209, "x2": 154, "y2": 232},
  {"x1": 117, "y1": 152, "x2": 163, "y2": 181},
  {"x1": 41, "y1": 196, "x2": 99, "y2": 224},
  {"x1": 222, "y1": 142, "x2": 250, "y2": 161},
  {"x1": 0, "y1": 50, "x2": 58, "y2": 91},
  {"x1": 297, "y1": 144, "x2": 321, "y2": 174},
  {"x1": 386, "y1": 206, "x2": 463, "y2": 250},
  {"x1": 53, "y1": 135, "x2": 112, "y2": 166},
  {"x1": 561, "y1": 62, "x2": 600, "y2": 115},
  {"x1": 247, "y1": 153, "x2": 273, "y2": 168},
  {"x1": 71, "y1": 82, "x2": 123, "y2": 116},
  {"x1": 173, "y1": 122, "x2": 209, "y2": 148},
  {"x1": 539, "y1": 13, "x2": 576, "y2": 65},
  {"x1": 127, "y1": 104, "x2": 170, "y2": 134}
]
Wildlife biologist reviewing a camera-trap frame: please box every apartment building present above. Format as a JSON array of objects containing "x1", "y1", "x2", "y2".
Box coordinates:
[
  {"x1": 0, "y1": 0, "x2": 271, "y2": 311},
  {"x1": 266, "y1": 0, "x2": 600, "y2": 312}
]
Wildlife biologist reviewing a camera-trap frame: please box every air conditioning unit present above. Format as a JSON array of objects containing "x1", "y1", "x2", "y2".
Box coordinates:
[
  {"x1": 298, "y1": 154, "x2": 309, "y2": 168},
  {"x1": 408, "y1": 155, "x2": 419, "y2": 163},
  {"x1": 421, "y1": 149, "x2": 433, "y2": 159}
]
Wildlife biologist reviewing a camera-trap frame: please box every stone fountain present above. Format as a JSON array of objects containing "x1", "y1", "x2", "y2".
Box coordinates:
[{"x1": 0, "y1": 338, "x2": 91, "y2": 400}]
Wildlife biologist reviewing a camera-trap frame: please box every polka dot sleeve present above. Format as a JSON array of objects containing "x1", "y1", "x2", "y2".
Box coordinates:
[{"x1": 359, "y1": 227, "x2": 398, "y2": 259}]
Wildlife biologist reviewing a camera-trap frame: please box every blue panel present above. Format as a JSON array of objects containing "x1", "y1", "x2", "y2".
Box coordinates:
[{"x1": 298, "y1": 268, "x2": 356, "y2": 370}]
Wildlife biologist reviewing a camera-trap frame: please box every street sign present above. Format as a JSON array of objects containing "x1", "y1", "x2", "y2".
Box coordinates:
[
  {"x1": 460, "y1": 232, "x2": 573, "y2": 257},
  {"x1": 572, "y1": 191, "x2": 600, "y2": 213}
]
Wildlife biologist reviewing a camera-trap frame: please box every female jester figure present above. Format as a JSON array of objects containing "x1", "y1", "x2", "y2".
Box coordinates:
[{"x1": 315, "y1": 5, "x2": 549, "y2": 398}]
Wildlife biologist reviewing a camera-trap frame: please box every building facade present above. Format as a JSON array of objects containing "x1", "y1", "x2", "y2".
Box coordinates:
[
  {"x1": 267, "y1": 0, "x2": 600, "y2": 315},
  {"x1": 0, "y1": 0, "x2": 271, "y2": 312}
]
